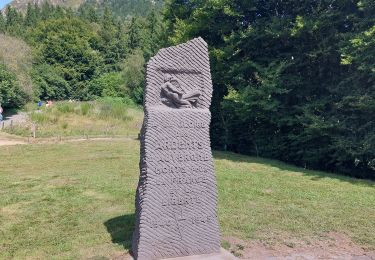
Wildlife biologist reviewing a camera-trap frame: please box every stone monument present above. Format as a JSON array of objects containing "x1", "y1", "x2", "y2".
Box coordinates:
[{"x1": 132, "y1": 37, "x2": 221, "y2": 259}]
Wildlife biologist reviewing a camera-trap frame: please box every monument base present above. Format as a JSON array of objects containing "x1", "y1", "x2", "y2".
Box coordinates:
[
  {"x1": 163, "y1": 248, "x2": 238, "y2": 260},
  {"x1": 128, "y1": 248, "x2": 237, "y2": 260}
]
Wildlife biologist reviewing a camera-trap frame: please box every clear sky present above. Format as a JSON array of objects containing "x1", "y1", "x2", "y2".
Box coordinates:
[{"x1": 0, "y1": 0, "x2": 12, "y2": 9}]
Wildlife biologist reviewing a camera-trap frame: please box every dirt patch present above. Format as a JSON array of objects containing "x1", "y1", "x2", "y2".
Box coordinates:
[
  {"x1": 223, "y1": 233, "x2": 375, "y2": 259},
  {"x1": 0, "y1": 133, "x2": 26, "y2": 146},
  {"x1": 0, "y1": 139, "x2": 26, "y2": 146},
  {"x1": 0, "y1": 132, "x2": 27, "y2": 146}
]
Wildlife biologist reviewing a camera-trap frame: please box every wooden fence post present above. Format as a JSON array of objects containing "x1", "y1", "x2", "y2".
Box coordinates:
[{"x1": 32, "y1": 123, "x2": 36, "y2": 139}]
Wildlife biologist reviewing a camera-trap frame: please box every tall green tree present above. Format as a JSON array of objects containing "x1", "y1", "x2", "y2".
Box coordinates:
[
  {"x1": 165, "y1": 0, "x2": 375, "y2": 178},
  {"x1": 24, "y1": 3, "x2": 38, "y2": 27},
  {"x1": 0, "y1": 13, "x2": 5, "y2": 33},
  {"x1": 5, "y1": 6, "x2": 24, "y2": 35},
  {"x1": 29, "y1": 17, "x2": 103, "y2": 100}
]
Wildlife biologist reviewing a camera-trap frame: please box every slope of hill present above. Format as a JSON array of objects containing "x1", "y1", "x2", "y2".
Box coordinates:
[
  {"x1": 2, "y1": 0, "x2": 162, "y2": 16},
  {"x1": 2, "y1": 0, "x2": 85, "y2": 12},
  {"x1": 83, "y1": 0, "x2": 163, "y2": 18},
  {"x1": 0, "y1": 34, "x2": 33, "y2": 98}
]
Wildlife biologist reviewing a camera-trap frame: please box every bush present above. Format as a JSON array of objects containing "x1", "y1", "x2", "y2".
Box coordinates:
[
  {"x1": 0, "y1": 63, "x2": 26, "y2": 108},
  {"x1": 95, "y1": 97, "x2": 134, "y2": 121},
  {"x1": 56, "y1": 102, "x2": 75, "y2": 114},
  {"x1": 30, "y1": 111, "x2": 49, "y2": 124},
  {"x1": 123, "y1": 50, "x2": 145, "y2": 104},
  {"x1": 32, "y1": 64, "x2": 70, "y2": 100},
  {"x1": 88, "y1": 72, "x2": 126, "y2": 98},
  {"x1": 80, "y1": 102, "x2": 92, "y2": 116}
]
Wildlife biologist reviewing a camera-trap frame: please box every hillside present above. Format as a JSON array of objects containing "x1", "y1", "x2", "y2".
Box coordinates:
[
  {"x1": 83, "y1": 0, "x2": 163, "y2": 18},
  {"x1": 0, "y1": 34, "x2": 33, "y2": 98},
  {"x1": 2, "y1": 0, "x2": 162, "y2": 17}
]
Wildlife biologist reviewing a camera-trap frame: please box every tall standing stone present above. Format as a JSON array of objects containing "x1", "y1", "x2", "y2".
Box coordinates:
[{"x1": 132, "y1": 37, "x2": 220, "y2": 259}]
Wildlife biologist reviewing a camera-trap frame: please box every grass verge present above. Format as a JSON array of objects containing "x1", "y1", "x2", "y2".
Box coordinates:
[{"x1": 4, "y1": 98, "x2": 143, "y2": 138}]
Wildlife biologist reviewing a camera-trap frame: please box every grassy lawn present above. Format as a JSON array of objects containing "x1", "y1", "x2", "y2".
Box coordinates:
[{"x1": 0, "y1": 140, "x2": 374, "y2": 259}]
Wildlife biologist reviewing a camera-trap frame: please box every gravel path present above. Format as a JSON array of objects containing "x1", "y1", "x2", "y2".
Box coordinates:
[{"x1": 1, "y1": 111, "x2": 28, "y2": 128}]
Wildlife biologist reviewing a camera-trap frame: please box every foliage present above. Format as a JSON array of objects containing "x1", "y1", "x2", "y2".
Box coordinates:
[
  {"x1": 0, "y1": 33, "x2": 34, "y2": 99},
  {"x1": 1, "y1": 0, "x2": 374, "y2": 178},
  {"x1": 0, "y1": 63, "x2": 26, "y2": 108},
  {"x1": 87, "y1": 72, "x2": 126, "y2": 98},
  {"x1": 29, "y1": 17, "x2": 104, "y2": 100},
  {"x1": 31, "y1": 64, "x2": 70, "y2": 100},
  {"x1": 1, "y1": 1, "x2": 166, "y2": 105},
  {"x1": 82, "y1": 0, "x2": 163, "y2": 18},
  {"x1": 122, "y1": 50, "x2": 145, "y2": 103},
  {"x1": 165, "y1": 0, "x2": 375, "y2": 179}
]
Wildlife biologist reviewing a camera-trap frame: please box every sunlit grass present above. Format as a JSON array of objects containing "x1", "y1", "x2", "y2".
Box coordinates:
[
  {"x1": 0, "y1": 140, "x2": 374, "y2": 258},
  {"x1": 5, "y1": 99, "x2": 143, "y2": 138}
]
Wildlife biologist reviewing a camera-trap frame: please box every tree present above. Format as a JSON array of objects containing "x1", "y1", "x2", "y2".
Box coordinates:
[
  {"x1": 0, "y1": 13, "x2": 5, "y2": 33},
  {"x1": 128, "y1": 17, "x2": 142, "y2": 50},
  {"x1": 144, "y1": 9, "x2": 166, "y2": 58},
  {"x1": 0, "y1": 63, "x2": 26, "y2": 108},
  {"x1": 31, "y1": 64, "x2": 70, "y2": 100},
  {"x1": 5, "y1": 6, "x2": 24, "y2": 36},
  {"x1": 123, "y1": 49, "x2": 145, "y2": 103},
  {"x1": 97, "y1": 7, "x2": 127, "y2": 71},
  {"x1": 29, "y1": 17, "x2": 103, "y2": 100},
  {"x1": 165, "y1": 0, "x2": 375, "y2": 179},
  {"x1": 24, "y1": 3, "x2": 38, "y2": 27}
]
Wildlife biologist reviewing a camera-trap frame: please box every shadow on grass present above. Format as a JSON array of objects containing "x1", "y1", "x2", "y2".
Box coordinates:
[
  {"x1": 213, "y1": 151, "x2": 374, "y2": 188},
  {"x1": 103, "y1": 213, "x2": 135, "y2": 251}
]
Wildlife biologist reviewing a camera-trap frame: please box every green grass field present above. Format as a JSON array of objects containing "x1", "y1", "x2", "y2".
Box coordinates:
[{"x1": 0, "y1": 140, "x2": 374, "y2": 259}]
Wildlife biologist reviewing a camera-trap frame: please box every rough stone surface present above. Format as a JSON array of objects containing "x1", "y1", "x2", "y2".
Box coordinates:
[{"x1": 132, "y1": 37, "x2": 221, "y2": 260}]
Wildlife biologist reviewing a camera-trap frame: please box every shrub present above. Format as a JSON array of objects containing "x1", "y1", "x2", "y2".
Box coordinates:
[
  {"x1": 88, "y1": 72, "x2": 127, "y2": 98},
  {"x1": 0, "y1": 63, "x2": 26, "y2": 108},
  {"x1": 56, "y1": 102, "x2": 75, "y2": 114},
  {"x1": 123, "y1": 50, "x2": 145, "y2": 104},
  {"x1": 30, "y1": 112, "x2": 49, "y2": 124},
  {"x1": 96, "y1": 97, "x2": 133, "y2": 121},
  {"x1": 32, "y1": 64, "x2": 70, "y2": 100},
  {"x1": 80, "y1": 102, "x2": 92, "y2": 116}
]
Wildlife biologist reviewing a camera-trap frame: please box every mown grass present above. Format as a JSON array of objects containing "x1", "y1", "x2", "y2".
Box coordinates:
[
  {"x1": 5, "y1": 99, "x2": 143, "y2": 138},
  {"x1": 0, "y1": 140, "x2": 374, "y2": 259}
]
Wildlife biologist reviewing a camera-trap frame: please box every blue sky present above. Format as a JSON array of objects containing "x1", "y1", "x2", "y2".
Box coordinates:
[{"x1": 0, "y1": 0, "x2": 12, "y2": 9}]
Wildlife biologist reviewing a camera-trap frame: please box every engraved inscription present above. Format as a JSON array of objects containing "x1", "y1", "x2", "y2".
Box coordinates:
[
  {"x1": 155, "y1": 138, "x2": 204, "y2": 151},
  {"x1": 156, "y1": 152, "x2": 211, "y2": 163},
  {"x1": 154, "y1": 165, "x2": 209, "y2": 175},
  {"x1": 149, "y1": 214, "x2": 217, "y2": 229},
  {"x1": 149, "y1": 118, "x2": 207, "y2": 129}
]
